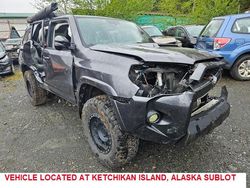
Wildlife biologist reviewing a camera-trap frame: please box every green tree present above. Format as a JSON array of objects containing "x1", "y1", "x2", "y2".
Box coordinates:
[
  {"x1": 73, "y1": 0, "x2": 110, "y2": 15},
  {"x1": 73, "y1": 0, "x2": 154, "y2": 20},
  {"x1": 191, "y1": 0, "x2": 239, "y2": 24},
  {"x1": 158, "y1": 0, "x2": 239, "y2": 24},
  {"x1": 158, "y1": 0, "x2": 193, "y2": 15}
]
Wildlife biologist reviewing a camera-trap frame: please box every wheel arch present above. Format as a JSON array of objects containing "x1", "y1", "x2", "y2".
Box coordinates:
[
  {"x1": 77, "y1": 77, "x2": 118, "y2": 118},
  {"x1": 232, "y1": 51, "x2": 250, "y2": 68}
]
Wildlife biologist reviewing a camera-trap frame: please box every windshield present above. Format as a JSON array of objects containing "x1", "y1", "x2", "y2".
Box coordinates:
[
  {"x1": 76, "y1": 17, "x2": 152, "y2": 46},
  {"x1": 142, "y1": 26, "x2": 163, "y2": 37},
  {"x1": 201, "y1": 19, "x2": 224, "y2": 37},
  {"x1": 185, "y1": 26, "x2": 204, "y2": 37}
]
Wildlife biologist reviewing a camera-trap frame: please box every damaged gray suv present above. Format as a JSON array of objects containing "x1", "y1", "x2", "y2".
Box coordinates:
[{"x1": 19, "y1": 3, "x2": 230, "y2": 168}]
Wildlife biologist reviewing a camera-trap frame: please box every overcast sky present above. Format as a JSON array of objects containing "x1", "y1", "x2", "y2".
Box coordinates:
[{"x1": 0, "y1": 0, "x2": 36, "y2": 13}]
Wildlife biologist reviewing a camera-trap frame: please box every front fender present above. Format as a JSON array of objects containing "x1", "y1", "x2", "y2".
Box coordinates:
[{"x1": 79, "y1": 76, "x2": 117, "y2": 96}]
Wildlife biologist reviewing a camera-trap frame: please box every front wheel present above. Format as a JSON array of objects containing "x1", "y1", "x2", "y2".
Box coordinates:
[
  {"x1": 81, "y1": 95, "x2": 139, "y2": 168},
  {"x1": 230, "y1": 55, "x2": 250, "y2": 81}
]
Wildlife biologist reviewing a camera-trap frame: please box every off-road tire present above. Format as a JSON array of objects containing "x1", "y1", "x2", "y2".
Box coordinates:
[
  {"x1": 82, "y1": 95, "x2": 139, "y2": 169},
  {"x1": 230, "y1": 55, "x2": 250, "y2": 81},
  {"x1": 23, "y1": 70, "x2": 47, "y2": 106}
]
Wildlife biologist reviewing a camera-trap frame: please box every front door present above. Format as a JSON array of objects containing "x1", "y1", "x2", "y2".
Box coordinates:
[{"x1": 43, "y1": 19, "x2": 75, "y2": 103}]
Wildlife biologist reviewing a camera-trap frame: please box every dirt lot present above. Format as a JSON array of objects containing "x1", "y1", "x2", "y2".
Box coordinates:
[{"x1": 0, "y1": 67, "x2": 249, "y2": 178}]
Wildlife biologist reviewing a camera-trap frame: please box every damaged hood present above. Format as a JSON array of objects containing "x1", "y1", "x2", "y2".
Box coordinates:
[{"x1": 90, "y1": 43, "x2": 222, "y2": 65}]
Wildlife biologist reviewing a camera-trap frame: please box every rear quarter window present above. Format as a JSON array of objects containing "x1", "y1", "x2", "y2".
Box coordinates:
[
  {"x1": 201, "y1": 19, "x2": 224, "y2": 37},
  {"x1": 232, "y1": 17, "x2": 250, "y2": 34}
]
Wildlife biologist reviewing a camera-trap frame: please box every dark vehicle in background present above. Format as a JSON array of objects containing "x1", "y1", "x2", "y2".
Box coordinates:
[
  {"x1": 141, "y1": 25, "x2": 182, "y2": 46},
  {"x1": 20, "y1": 3, "x2": 230, "y2": 168},
  {"x1": 0, "y1": 41, "x2": 14, "y2": 75},
  {"x1": 164, "y1": 25, "x2": 204, "y2": 48},
  {"x1": 196, "y1": 13, "x2": 250, "y2": 81},
  {"x1": 4, "y1": 38, "x2": 22, "y2": 62}
]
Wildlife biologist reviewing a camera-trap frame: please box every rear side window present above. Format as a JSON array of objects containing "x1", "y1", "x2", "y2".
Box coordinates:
[
  {"x1": 201, "y1": 19, "x2": 224, "y2": 37},
  {"x1": 232, "y1": 17, "x2": 250, "y2": 34}
]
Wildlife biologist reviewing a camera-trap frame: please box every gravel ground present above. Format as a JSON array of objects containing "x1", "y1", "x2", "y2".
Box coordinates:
[{"x1": 0, "y1": 68, "x2": 249, "y2": 181}]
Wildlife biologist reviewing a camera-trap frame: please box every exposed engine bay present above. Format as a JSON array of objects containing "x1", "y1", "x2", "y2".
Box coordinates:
[
  {"x1": 129, "y1": 64, "x2": 189, "y2": 97},
  {"x1": 129, "y1": 62, "x2": 224, "y2": 98}
]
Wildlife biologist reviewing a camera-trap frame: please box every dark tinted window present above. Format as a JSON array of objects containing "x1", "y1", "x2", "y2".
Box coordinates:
[
  {"x1": 201, "y1": 19, "x2": 224, "y2": 37},
  {"x1": 232, "y1": 17, "x2": 250, "y2": 34},
  {"x1": 165, "y1": 28, "x2": 176, "y2": 36}
]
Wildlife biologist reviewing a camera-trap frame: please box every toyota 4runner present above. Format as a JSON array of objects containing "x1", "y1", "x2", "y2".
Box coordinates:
[{"x1": 19, "y1": 3, "x2": 230, "y2": 168}]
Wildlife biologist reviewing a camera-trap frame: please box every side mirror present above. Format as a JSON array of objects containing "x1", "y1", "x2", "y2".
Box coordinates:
[{"x1": 54, "y1": 35, "x2": 70, "y2": 50}]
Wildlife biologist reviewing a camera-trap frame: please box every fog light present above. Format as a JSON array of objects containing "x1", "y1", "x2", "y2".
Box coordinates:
[{"x1": 147, "y1": 111, "x2": 160, "y2": 124}]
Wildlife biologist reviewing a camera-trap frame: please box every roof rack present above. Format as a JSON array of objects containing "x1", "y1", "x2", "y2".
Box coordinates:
[{"x1": 27, "y1": 2, "x2": 58, "y2": 23}]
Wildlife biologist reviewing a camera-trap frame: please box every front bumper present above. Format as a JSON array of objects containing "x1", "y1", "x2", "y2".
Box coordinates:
[
  {"x1": 0, "y1": 61, "x2": 12, "y2": 75},
  {"x1": 113, "y1": 86, "x2": 230, "y2": 144},
  {"x1": 181, "y1": 86, "x2": 230, "y2": 145}
]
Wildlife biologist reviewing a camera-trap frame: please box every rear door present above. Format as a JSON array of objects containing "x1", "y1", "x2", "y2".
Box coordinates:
[
  {"x1": 22, "y1": 21, "x2": 44, "y2": 68},
  {"x1": 196, "y1": 18, "x2": 226, "y2": 50},
  {"x1": 43, "y1": 19, "x2": 75, "y2": 103}
]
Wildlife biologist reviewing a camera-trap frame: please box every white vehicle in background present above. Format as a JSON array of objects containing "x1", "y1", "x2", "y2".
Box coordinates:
[{"x1": 141, "y1": 25, "x2": 182, "y2": 47}]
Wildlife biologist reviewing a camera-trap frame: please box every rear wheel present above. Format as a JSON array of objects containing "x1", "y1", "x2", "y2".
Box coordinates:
[
  {"x1": 23, "y1": 70, "x2": 47, "y2": 106},
  {"x1": 230, "y1": 55, "x2": 250, "y2": 81},
  {"x1": 82, "y1": 95, "x2": 139, "y2": 168}
]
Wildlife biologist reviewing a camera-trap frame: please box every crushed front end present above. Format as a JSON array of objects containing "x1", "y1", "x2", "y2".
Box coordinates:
[{"x1": 112, "y1": 60, "x2": 230, "y2": 144}]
